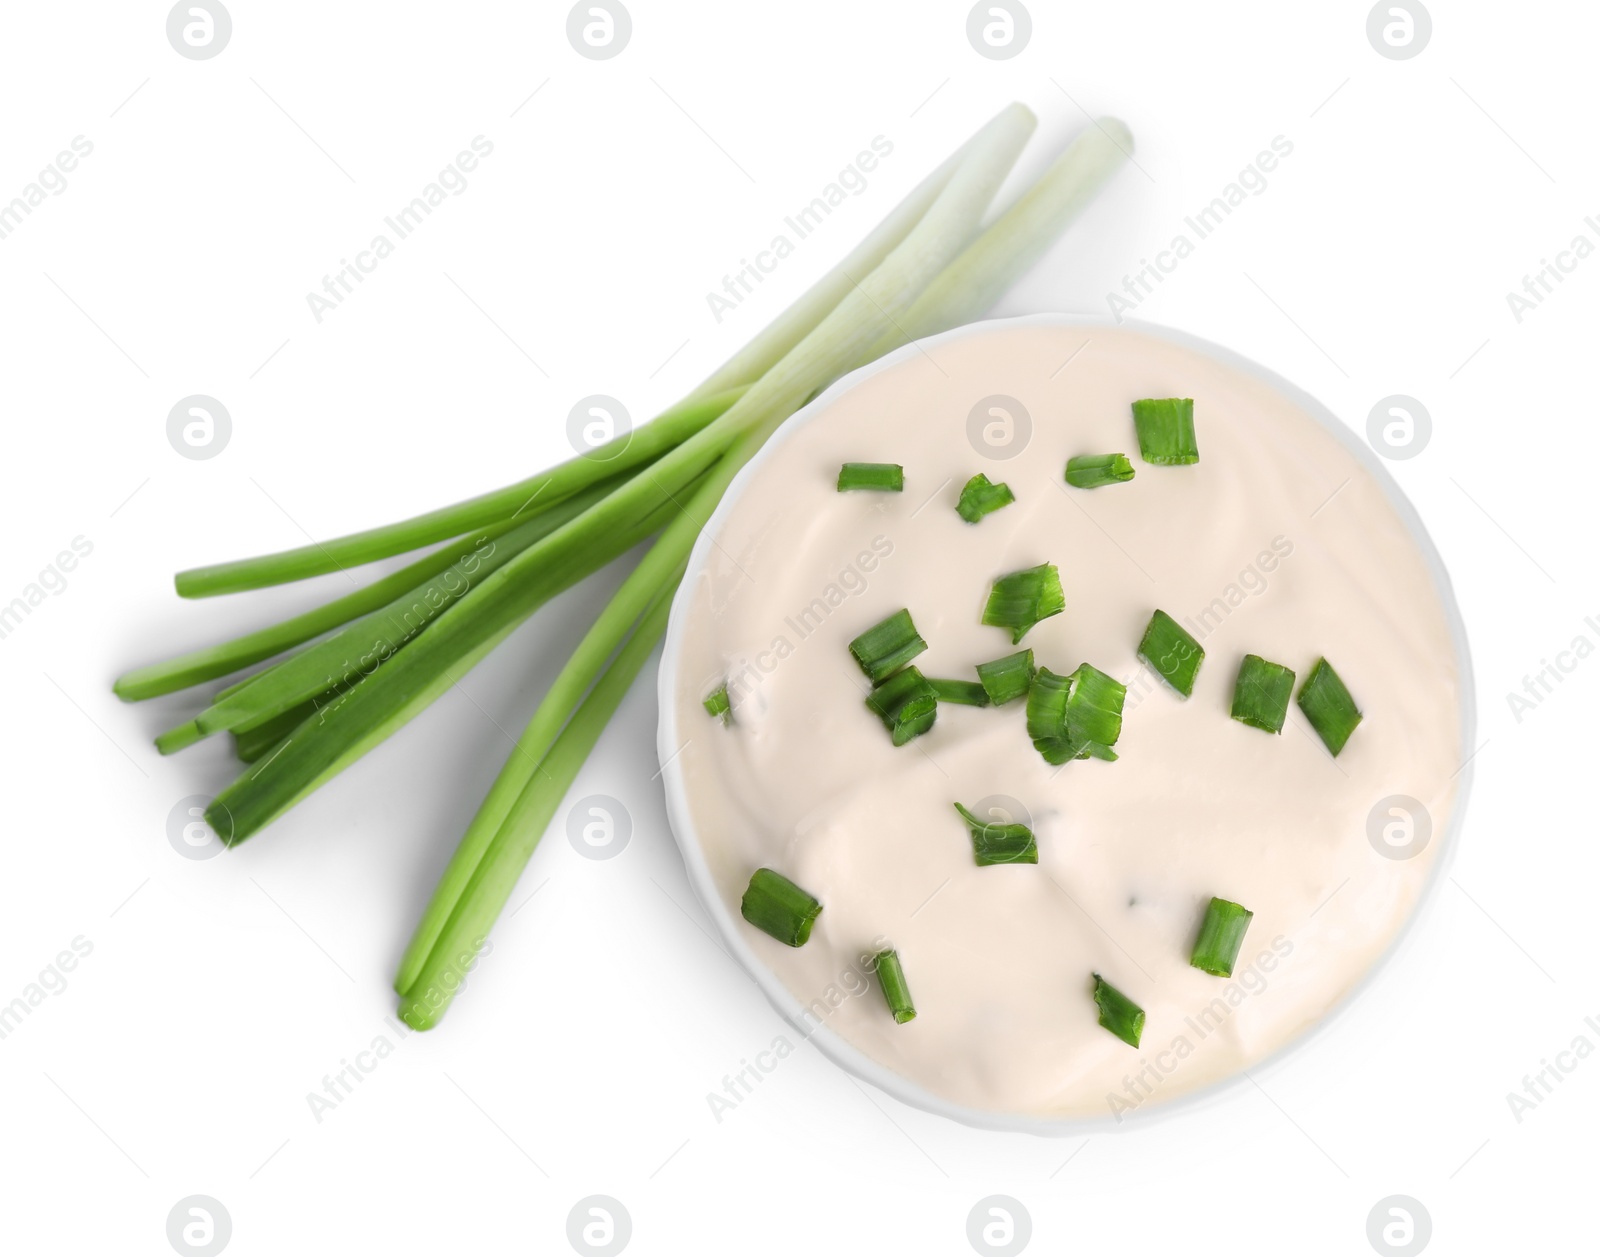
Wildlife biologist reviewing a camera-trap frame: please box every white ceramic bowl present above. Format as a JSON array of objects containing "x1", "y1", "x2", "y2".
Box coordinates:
[{"x1": 656, "y1": 313, "x2": 1475, "y2": 1135}]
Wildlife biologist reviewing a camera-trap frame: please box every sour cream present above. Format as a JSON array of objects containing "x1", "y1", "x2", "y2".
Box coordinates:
[{"x1": 662, "y1": 319, "x2": 1465, "y2": 1121}]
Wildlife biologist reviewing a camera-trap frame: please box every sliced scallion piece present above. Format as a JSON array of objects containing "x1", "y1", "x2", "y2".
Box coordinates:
[
  {"x1": 873, "y1": 949, "x2": 917, "y2": 1023},
  {"x1": 837, "y1": 462, "x2": 904, "y2": 492},
  {"x1": 1026, "y1": 665, "x2": 1073, "y2": 763},
  {"x1": 740, "y1": 868, "x2": 823, "y2": 947},
  {"x1": 1132, "y1": 397, "x2": 1198, "y2": 465},
  {"x1": 1230, "y1": 654, "x2": 1295, "y2": 734},
  {"x1": 849, "y1": 608, "x2": 927, "y2": 683},
  {"x1": 865, "y1": 666, "x2": 938, "y2": 746},
  {"x1": 982, "y1": 562, "x2": 1064, "y2": 644},
  {"x1": 976, "y1": 649, "x2": 1035, "y2": 705},
  {"x1": 1190, "y1": 896, "x2": 1253, "y2": 977},
  {"x1": 1027, "y1": 663, "x2": 1125, "y2": 763},
  {"x1": 954, "y1": 801, "x2": 1037, "y2": 866},
  {"x1": 1064, "y1": 662, "x2": 1126, "y2": 757},
  {"x1": 703, "y1": 684, "x2": 732, "y2": 724},
  {"x1": 1137, "y1": 609, "x2": 1203, "y2": 698},
  {"x1": 1092, "y1": 973, "x2": 1144, "y2": 1047},
  {"x1": 929, "y1": 678, "x2": 991, "y2": 707},
  {"x1": 955, "y1": 473, "x2": 1015, "y2": 523},
  {"x1": 1065, "y1": 453, "x2": 1135, "y2": 488},
  {"x1": 1026, "y1": 666, "x2": 1070, "y2": 740},
  {"x1": 1296, "y1": 657, "x2": 1362, "y2": 756}
]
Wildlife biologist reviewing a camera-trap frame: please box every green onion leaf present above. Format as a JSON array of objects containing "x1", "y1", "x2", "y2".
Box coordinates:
[
  {"x1": 154, "y1": 718, "x2": 206, "y2": 756},
  {"x1": 396, "y1": 572, "x2": 683, "y2": 1025},
  {"x1": 120, "y1": 477, "x2": 632, "y2": 707},
  {"x1": 837, "y1": 462, "x2": 904, "y2": 492},
  {"x1": 1136, "y1": 609, "x2": 1204, "y2": 698},
  {"x1": 1296, "y1": 657, "x2": 1362, "y2": 756},
  {"x1": 1092, "y1": 973, "x2": 1145, "y2": 1047},
  {"x1": 849, "y1": 608, "x2": 928, "y2": 683},
  {"x1": 1025, "y1": 666, "x2": 1070, "y2": 740},
  {"x1": 1190, "y1": 897, "x2": 1253, "y2": 977},
  {"x1": 1028, "y1": 663, "x2": 1125, "y2": 763},
  {"x1": 929, "y1": 678, "x2": 991, "y2": 707},
  {"x1": 169, "y1": 391, "x2": 745, "y2": 599},
  {"x1": 1132, "y1": 398, "x2": 1199, "y2": 465},
  {"x1": 740, "y1": 868, "x2": 823, "y2": 947},
  {"x1": 1026, "y1": 665, "x2": 1073, "y2": 763},
  {"x1": 982, "y1": 563, "x2": 1064, "y2": 644},
  {"x1": 1230, "y1": 654, "x2": 1295, "y2": 734},
  {"x1": 955, "y1": 473, "x2": 1015, "y2": 523},
  {"x1": 954, "y1": 801, "x2": 1038, "y2": 866},
  {"x1": 976, "y1": 649, "x2": 1035, "y2": 705},
  {"x1": 703, "y1": 684, "x2": 732, "y2": 724},
  {"x1": 865, "y1": 666, "x2": 938, "y2": 746},
  {"x1": 1065, "y1": 662, "x2": 1126, "y2": 752},
  {"x1": 861, "y1": 117, "x2": 1135, "y2": 361},
  {"x1": 230, "y1": 695, "x2": 324, "y2": 763},
  {"x1": 874, "y1": 949, "x2": 917, "y2": 1023},
  {"x1": 1065, "y1": 453, "x2": 1135, "y2": 489}
]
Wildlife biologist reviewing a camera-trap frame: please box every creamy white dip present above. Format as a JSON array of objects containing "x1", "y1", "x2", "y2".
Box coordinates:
[{"x1": 664, "y1": 320, "x2": 1463, "y2": 1120}]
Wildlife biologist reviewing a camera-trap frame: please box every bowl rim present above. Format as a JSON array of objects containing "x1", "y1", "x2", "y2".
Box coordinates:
[{"x1": 656, "y1": 311, "x2": 1476, "y2": 1137}]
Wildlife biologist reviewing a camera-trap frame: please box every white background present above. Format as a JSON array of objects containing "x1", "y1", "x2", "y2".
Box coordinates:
[{"x1": 0, "y1": 2, "x2": 1593, "y2": 1253}]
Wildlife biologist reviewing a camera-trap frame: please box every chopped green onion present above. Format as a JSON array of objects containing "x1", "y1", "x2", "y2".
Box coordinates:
[
  {"x1": 1190, "y1": 897, "x2": 1253, "y2": 977},
  {"x1": 954, "y1": 801, "x2": 1038, "y2": 866},
  {"x1": 1296, "y1": 657, "x2": 1362, "y2": 756},
  {"x1": 1031, "y1": 738, "x2": 1081, "y2": 765},
  {"x1": 1132, "y1": 398, "x2": 1199, "y2": 465},
  {"x1": 1230, "y1": 654, "x2": 1295, "y2": 734},
  {"x1": 865, "y1": 666, "x2": 938, "y2": 746},
  {"x1": 837, "y1": 462, "x2": 904, "y2": 492},
  {"x1": 982, "y1": 562, "x2": 1064, "y2": 644},
  {"x1": 873, "y1": 949, "x2": 917, "y2": 1023},
  {"x1": 1026, "y1": 665, "x2": 1073, "y2": 763},
  {"x1": 929, "y1": 678, "x2": 991, "y2": 707},
  {"x1": 1028, "y1": 663, "x2": 1125, "y2": 763},
  {"x1": 1025, "y1": 666, "x2": 1069, "y2": 740},
  {"x1": 976, "y1": 649, "x2": 1035, "y2": 705},
  {"x1": 703, "y1": 684, "x2": 731, "y2": 724},
  {"x1": 955, "y1": 473, "x2": 1015, "y2": 523},
  {"x1": 740, "y1": 868, "x2": 823, "y2": 947},
  {"x1": 848, "y1": 608, "x2": 928, "y2": 683},
  {"x1": 1136, "y1": 609, "x2": 1204, "y2": 698},
  {"x1": 1065, "y1": 663, "x2": 1126, "y2": 753},
  {"x1": 1065, "y1": 453, "x2": 1135, "y2": 488},
  {"x1": 1092, "y1": 973, "x2": 1145, "y2": 1047}
]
